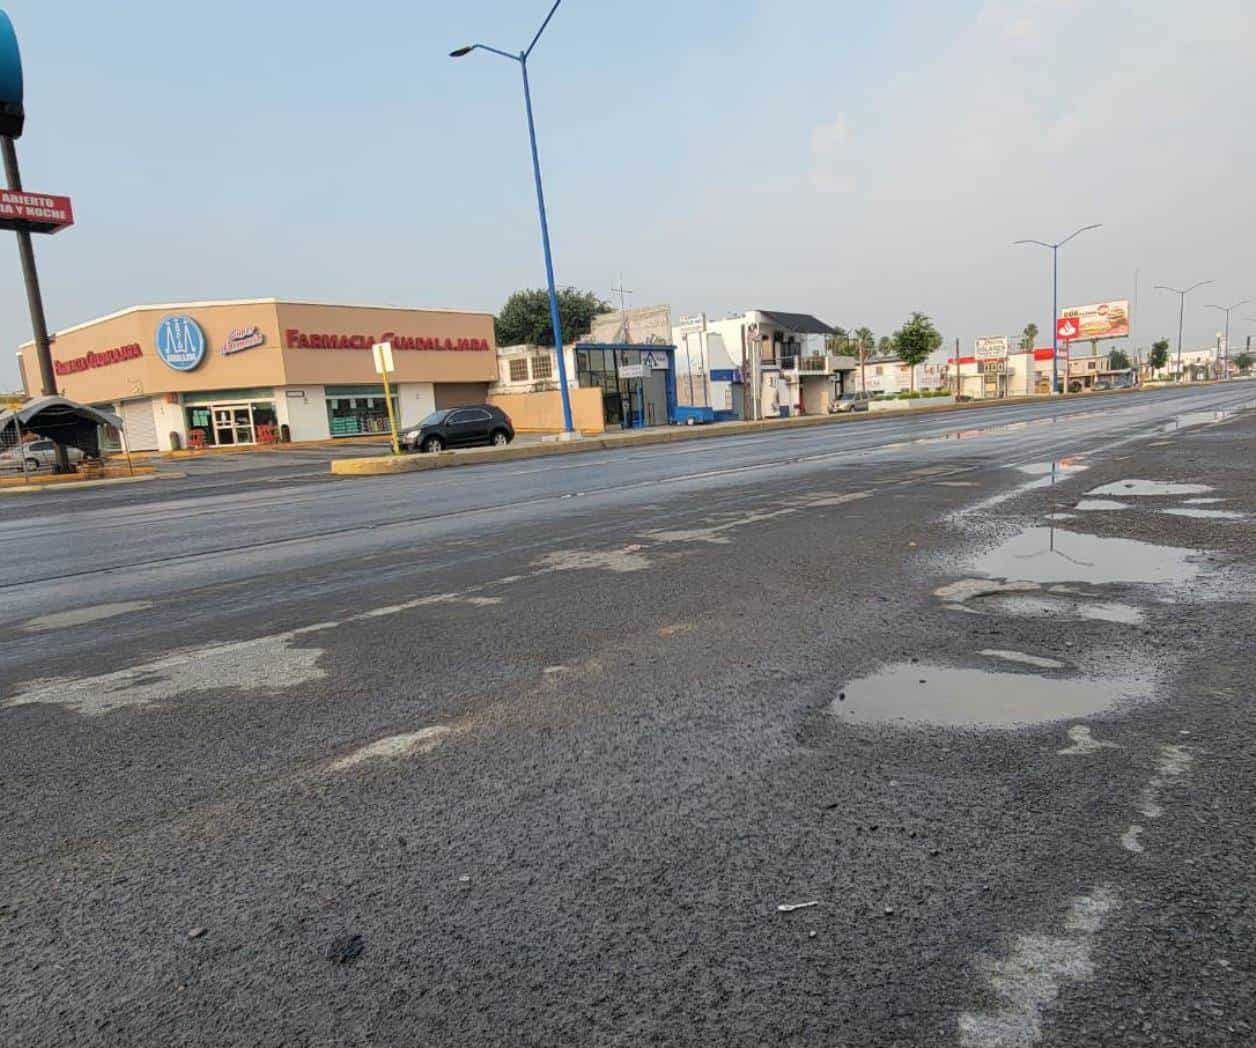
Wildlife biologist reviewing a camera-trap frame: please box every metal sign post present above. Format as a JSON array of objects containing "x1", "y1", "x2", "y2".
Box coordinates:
[{"x1": 372, "y1": 342, "x2": 401, "y2": 455}]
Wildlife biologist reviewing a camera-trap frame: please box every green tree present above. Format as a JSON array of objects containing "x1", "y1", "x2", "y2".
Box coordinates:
[
  {"x1": 825, "y1": 327, "x2": 849, "y2": 353},
  {"x1": 1149, "y1": 338, "x2": 1170, "y2": 374},
  {"x1": 1235, "y1": 351, "x2": 1254, "y2": 375},
  {"x1": 1108, "y1": 348, "x2": 1132, "y2": 372},
  {"x1": 494, "y1": 288, "x2": 611, "y2": 348},
  {"x1": 892, "y1": 312, "x2": 943, "y2": 391},
  {"x1": 1020, "y1": 323, "x2": 1039, "y2": 351},
  {"x1": 876, "y1": 335, "x2": 895, "y2": 357},
  {"x1": 850, "y1": 326, "x2": 875, "y2": 391}
]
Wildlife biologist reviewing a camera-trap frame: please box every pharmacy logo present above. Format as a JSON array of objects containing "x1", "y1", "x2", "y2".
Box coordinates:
[{"x1": 155, "y1": 315, "x2": 206, "y2": 372}]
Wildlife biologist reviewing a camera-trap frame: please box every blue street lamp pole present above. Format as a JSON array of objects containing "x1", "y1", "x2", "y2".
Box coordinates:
[
  {"x1": 451, "y1": 1, "x2": 574, "y2": 434},
  {"x1": 1014, "y1": 224, "x2": 1101, "y2": 394}
]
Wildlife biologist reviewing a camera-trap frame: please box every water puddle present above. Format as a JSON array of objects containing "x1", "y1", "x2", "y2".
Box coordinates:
[
  {"x1": 1074, "y1": 499, "x2": 1132, "y2": 512},
  {"x1": 990, "y1": 594, "x2": 1145, "y2": 625},
  {"x1": 1163, "y1": 406, "x2": 1247, "y2": 431},
  {"x1": 831, "y1": 663, "x2": 1149, "y2": 729},
  {"x1": 1086, "y1": 479, "x2": 1212, "y2": 497},
  {"x1": 1161, "y1": 508, "x2": 1246, "y2": 521},
  {"x1": 969, "y1": 527, "x2": 1203, "y2": 587}
]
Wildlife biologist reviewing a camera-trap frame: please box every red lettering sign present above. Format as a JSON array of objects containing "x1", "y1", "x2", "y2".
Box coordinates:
[
  {"x1": 284, "y1": 328, "x2": 490, "y2": 352},
  {"x1": 0, "y1": 191, "x2": 74, "y2": 234},
  {"x1": 54, "y1": 342, "x2": 143, "y2": 376}
]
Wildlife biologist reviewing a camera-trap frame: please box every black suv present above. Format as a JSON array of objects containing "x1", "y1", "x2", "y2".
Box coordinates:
[{"x1": 402, "y1": 405, "x2": 515, "y2": 453}]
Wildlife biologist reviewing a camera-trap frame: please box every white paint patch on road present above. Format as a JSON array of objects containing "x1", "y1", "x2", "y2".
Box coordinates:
[
  {"x1": 1086, "y1": 479, "x2": 1212, "y2": 497},
  {"x1": 1074, "y1": 499, "x2": 1133, "y2": 512},
  {"x1": 1136, "y1": 744, "x2": 1193, "y2": 819},
  {"x1": 1162, "y1": 508, "x2": 1247, "y2": 521},
  {"x1": 936, "y1": 480, "x2": 980, "y2": 488},
  {"x1": 5, "y1": 632, "x2": 326, "y2": 716},
  {"x1": 21, "y1": 600, "x2": 154, "y2": 631},
  {"x1": 1057, "y1": 725, "x2": 1118, "y2": 756},
  {"x1": 980, "y1": 650, "x2": 1065, "y2": 670},
  {"x1": 1120, "y1": 825, "x2": 1145, "y2": 853},
  {"x1": 534, "y1": 547, "x2": 651, "y2": 573},
  {"x1": 958, "y1": 886, "x2": 1120, "y2": 1048},
  {"x1": 328, "y1": 726, "x2": 453, "y2": 772},
  {"x1": 935, "y1": 579, "x2": 1039, "y2": 602}
]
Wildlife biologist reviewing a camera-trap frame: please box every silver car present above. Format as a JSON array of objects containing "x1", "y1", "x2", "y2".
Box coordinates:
[{"x1": 0, "y1": 438, "x2": 86, "y2": 472}]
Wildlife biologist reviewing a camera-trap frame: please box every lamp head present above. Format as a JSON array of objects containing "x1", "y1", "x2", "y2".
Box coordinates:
[{"x1": 449, "y1": 45, "x2": 474, "y2": 58}]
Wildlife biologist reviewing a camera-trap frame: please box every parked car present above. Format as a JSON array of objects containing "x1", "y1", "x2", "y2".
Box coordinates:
[
  {"x1": 1091, "y1": 379, "x2": 1111, "y2": 392},
  {"x1": 401, "y1": 406, "x2": 515, "y2": 453},
  {"x1": 832, "y1": 391, "x2": 872, "y2": 414},
  {"x1": 0, "y1": 438, "x2": 85, "y2": 472}
]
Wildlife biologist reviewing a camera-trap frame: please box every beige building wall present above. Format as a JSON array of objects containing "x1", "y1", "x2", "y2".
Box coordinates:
[
  {"x1": 18, "y1": 300, "x2": 498, "y2": 404},
  {"x1": 488, "y1": 389, "x2": 605, "y2": 434}
]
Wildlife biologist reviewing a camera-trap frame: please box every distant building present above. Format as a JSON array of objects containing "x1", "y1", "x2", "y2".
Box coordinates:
[{"x1": 671, "y1": 309, "x2": 856, "y2": 419}]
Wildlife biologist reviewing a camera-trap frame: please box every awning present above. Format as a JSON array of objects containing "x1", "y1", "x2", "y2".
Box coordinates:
[{"x1": 0, "y1": 395, "x2": 124, "y2": 454}]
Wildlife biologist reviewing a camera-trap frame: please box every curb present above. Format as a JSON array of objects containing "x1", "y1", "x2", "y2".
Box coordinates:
[
  {"x1": 0, "y1": 471, "x2": 181, "y2": 496},
  {"x1": 329, "y1": 385, "x2": 1174, "y2": 478}
]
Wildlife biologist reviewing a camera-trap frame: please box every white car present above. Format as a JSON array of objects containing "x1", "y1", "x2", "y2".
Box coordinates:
[{"x1": 0, "y1": 438, "x2": 85, "y2": 472}]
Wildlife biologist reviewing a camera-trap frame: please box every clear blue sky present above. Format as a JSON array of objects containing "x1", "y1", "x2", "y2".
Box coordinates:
[{"x1": 3, "y1": 0, "x2": 1255, "y2": 388}]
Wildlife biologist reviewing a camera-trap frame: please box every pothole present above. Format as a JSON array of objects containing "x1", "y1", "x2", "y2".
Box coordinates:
[
  {"x1": 831, "y1": 663, "x2": 1151, "y2": 729},
  {"x1": 967, "y1": 527, "x2": 1204, "y2": 587}
]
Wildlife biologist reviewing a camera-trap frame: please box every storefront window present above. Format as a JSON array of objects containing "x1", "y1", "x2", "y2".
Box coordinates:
[
  {"x1": 185, "y1": 400, "x2": 277, "y2": 447},
  {"x1": 325, "y1": 385, "x2": 399, "y2": 437}
]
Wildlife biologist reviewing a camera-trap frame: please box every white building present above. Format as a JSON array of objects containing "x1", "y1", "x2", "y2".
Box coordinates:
[{"x1": 671, "y1": 309, "x2": 856, "y2": 419}]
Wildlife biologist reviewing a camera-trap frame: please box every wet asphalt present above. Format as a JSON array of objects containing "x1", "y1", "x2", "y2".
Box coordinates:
[{"x1": 1, "y1": 383, "x2": 1255, "y2": 1047}]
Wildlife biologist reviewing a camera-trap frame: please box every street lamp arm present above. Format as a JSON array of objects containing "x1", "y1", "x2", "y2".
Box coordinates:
[
  {"x1": 525, "y1": 0, "x2": 564, "y2": 59},
  {"x1": 1154, "y1": 285, "x2": 1180, "y2": 294},
  {"x1": 1013, "y1": 239, "x2": 1053, "y2": 249},
  {"x1": 1058, "y1": 222, "x2": 1102, "y2": 247},
  {"x1": 1185, "y1": 279, "x2": 1214, "y2": 295},
  {"x1": 449, "y1": 43, "x2": 521, "y2": 62}
]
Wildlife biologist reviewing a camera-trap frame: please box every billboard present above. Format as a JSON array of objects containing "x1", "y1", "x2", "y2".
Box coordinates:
[
  {"x1": 975, "y1": 336, "x2": 1009, "y2": 360},
  {"x1": 0, "y1": 191, "x2": 74, "y2": 234},
  {"x1": 1057, "y1": 300, "x2": 1129, "y2": 342}
]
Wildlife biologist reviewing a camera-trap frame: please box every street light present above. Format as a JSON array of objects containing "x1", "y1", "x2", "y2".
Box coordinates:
[
  {"x1": 450, "y1": 0, "x2": 576, "y2": 435},
  {"x1": 1155, "y1": 280, "x2": 1213, "y2": 383},
  {"x1": 1014, "y1": 224, "x2": 1102, "y2": 394},
  {"x1": 1204, "y1": 298, "x2": 1250, "y2": 380}
]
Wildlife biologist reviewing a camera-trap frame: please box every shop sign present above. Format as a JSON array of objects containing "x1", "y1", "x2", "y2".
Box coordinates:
[
  {"x1": 54, "y1": 342, "x2": 143, "y2": 376},
  {"x1": 619, "y1": 364, "x2": 645, "y2": 379},
  {"x1": 222, "y1": 326, "x2": 265, "y2": 356},
  {"x1": 155, "y1": 315, "x2": 207, "y2": 371},
  {"x1": 0, "y1": 190, "x2": 74, "y2": 234},
  {"x1": 284, "y1": 328, "x2": 490, "y2": 352},
  {"x1": 975, "y1": 336, "x2": 1009, "y2": 360},
  {"x1": 641, "y1": 349, "x2": 669, "y2": 370}
]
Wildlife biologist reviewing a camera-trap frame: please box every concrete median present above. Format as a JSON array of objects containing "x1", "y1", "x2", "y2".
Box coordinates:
[{"x1": 329, "y1": 383, "x2": 1166, "y2": 478}]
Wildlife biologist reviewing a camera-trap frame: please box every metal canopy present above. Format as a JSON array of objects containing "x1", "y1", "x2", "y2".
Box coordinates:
[{"x1": 0, "y1": 394, "x2": 123, "y2": 454}]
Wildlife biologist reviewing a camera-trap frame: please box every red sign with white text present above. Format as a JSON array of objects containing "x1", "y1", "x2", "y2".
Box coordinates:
[{"x1": 0, "y1": 191, "x2": 74, "y2": 234}]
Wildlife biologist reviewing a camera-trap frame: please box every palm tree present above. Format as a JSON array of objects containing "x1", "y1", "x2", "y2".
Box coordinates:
[
  {"x1": 1020, "y1": 323, "x2": 1039, "y2": 351},
  {"x1": 852, "y1": 327, "x2": 875, "y2": 392}
]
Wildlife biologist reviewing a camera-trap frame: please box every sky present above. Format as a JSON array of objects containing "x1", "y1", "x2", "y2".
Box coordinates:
[{"x1": 2, "y1": 0, "x2": 1255, "y2": 389}]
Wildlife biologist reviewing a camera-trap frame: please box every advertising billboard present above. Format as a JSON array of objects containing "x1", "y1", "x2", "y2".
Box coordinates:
[
  {"x1": 975, "y1": 336, "x2": 1009, "y2": 360},
  {"x1": 1057, "y1": 300, "x2": 1129, "y2": 342}
]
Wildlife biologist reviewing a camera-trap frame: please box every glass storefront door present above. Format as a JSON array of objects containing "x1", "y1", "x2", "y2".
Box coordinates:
[{"x1": 189, "y1": 400, "x2": 276, "y2": 447}]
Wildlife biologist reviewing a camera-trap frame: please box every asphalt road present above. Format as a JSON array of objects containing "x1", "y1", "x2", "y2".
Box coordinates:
[{"x1": 2, "y1": 382, "x2": 1255, "y2": 1047}]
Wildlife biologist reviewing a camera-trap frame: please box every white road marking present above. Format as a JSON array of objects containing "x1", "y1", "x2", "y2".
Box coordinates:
[
  {"x1": 533, "y1": 547, "x2": 651, "y2": 573},
  {"x1": 958, "y1": 886, "x2": 1120, "y2": 1048},
  {"x1": 20, "y1": 601, "x2": 154, "y2": 631},
  {"x1": 935, "y1": 579, "x2": 1040, "y2": 602},
  {"x1": 327, "y1": 727, "x2": 453, "y2": 772},
  {"x1": 5, "y1": 632, "x2": 327, "y2": 715},
  {"x1": 1057, "y1": 726, "x2": 1118, "y2": 755},
  {"x1": 980, "y1": 650, "x2": 1066, "y2": 670},
  {"x1": 1120, "y1": 825, "x2": 1145, "y2": 853},
  {"x1": 1135, "y1": 744, "x2": 1193, "y2": 819}
]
